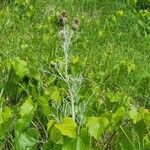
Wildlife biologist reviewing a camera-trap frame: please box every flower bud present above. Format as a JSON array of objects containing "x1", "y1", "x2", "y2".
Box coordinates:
[
  {"x1": 58, "y1": 11, "x2": 68, "y2": 26},
  {"x1": 72, "y1": 18, "x2": 80, "y2": 30}
]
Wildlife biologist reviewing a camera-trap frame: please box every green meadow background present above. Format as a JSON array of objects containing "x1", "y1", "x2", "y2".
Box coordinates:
[{"x1": 0, "y1": 0, "x2": 150, "y2": 149}]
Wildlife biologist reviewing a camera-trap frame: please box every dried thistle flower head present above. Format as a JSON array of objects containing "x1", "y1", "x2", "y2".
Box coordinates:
[
  {"x1": 61, "y1": 11, "x2": 68, "y2": 18},
  {"x1": 58, "y1": 11, "x2": 68, "y2": 26},
  {"x1": 72, "y1": 18, "x2": 80, "y2": 30}
]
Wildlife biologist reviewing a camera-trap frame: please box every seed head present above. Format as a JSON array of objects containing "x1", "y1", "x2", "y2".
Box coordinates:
[
  {"x1": 61, "y1": 11, "x2": 67, "y2": 18},
  {"x1": 72, "y1": 18, "x2": 80, "y2": 30},
  {"x1": 58, "y1": 11, "x2": 68, "y2": 26}
]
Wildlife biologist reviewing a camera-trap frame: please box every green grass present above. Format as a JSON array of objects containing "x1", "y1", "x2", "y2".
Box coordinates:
[{"x1": 0, "y1": 0, "x2": 150, "y2": 149}]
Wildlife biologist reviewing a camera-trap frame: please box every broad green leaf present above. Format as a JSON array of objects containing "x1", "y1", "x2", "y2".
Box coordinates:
[
  {"x1": 123, "y1": 95, "x2": 132, "y2": 107},
  {"x1": 55, "y1": 117, "x2": 77, "y2": 138},
  {"x1": 112, "y1": 107, "x2": 125, "y2": 124},
  {"x1": 30, "y1": 69, "x2": 41, "y2": 81},
  {"x1": 47, "y1": 119, "x2": 55, "y2": 130},
  {"x1": 20, "y1": 97, "x2": 35, "y2": 117},
  {"x1": 107, "y1": 91, "x2": 122, "y2": 102},
  {"x1": 62, "y1": 137, "x2": 90, "y2": 150},
  {"x1": 129, "y1": 106, "x2": 142, "y2": 124},
  {"x1": 16, "y1": 97, "x2": 36, "y2": 135},
  {"x1": 38, "y1": 96, "x2": 51, "y2": 117},
  {"x1": 0, "y1": 107, "x2": 13, "y2": 140},
  {"x1": 15, "y1": 115, "x2": 33, "y2": 136},
  {"x1": 0, "y1": 107, "x2": 12, "y2": 125},
  {"x1": 50, "y1": 127, "x2": 64, "y2": 144},
  {"x1": 51, "y1": 90, "x2": 61, "y2": 101},
  {"x1": 2, "y1": 107, "x2": 12, "y2": 121},
  {"x1": 42, "y1": 140, "x2": 62, "y2": 150},
  {"x1": 86, "y1": 116, "x2": 109, "y2": 140},
  {"x1": 15, "y1": 128, "x2": 39, "y2": 150},
  {"x1": 11, "y1": 58, "x2": 29, "y2": 78}
]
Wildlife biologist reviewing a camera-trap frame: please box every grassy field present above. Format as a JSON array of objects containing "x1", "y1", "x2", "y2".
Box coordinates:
[{"x1": 0, "y1": 0, "x2": 150, "y2": 149}]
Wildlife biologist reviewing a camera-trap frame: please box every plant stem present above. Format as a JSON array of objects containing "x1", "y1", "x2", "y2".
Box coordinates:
[
  {"x1": 69, "y1": 89, "x2": 75, "y2": 120},
  {"x1": 62, "y1": 27, "x2": 75, "y2": 120},
  {"x1": 62, "y1": 27, "x2": 68, "y2": 76}
]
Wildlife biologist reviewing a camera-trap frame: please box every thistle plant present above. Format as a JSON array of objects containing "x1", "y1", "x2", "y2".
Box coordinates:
[{"x1": 57, "y1": 11, "x2": 82, "y2": 121}]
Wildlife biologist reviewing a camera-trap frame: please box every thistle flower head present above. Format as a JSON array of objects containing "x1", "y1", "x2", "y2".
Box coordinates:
[
  {"x1": 72, "y1": 18, "x2": 80, "y2": 30},
  {"x1": 61, "y1": 11, "x2": 68, "y2": 18},
  {"x1": 58, "y1": 11, "x2": 68, "y2": 26}
]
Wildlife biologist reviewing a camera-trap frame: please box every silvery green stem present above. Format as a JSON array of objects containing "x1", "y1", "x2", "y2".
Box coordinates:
[
  {"x1": 62, "y1": 26, "x2": 75, "y2": 120},
  {"x1": 62, "y1": 28, "x2": 68, "y2": 76},
  {"x1": 69, "y1": 88, "x2": 75, "y2": 120},
  {"x1": 62, "y1": 26, "x2": 73, "y2": 76}
]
